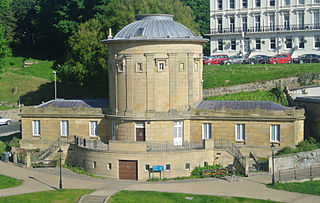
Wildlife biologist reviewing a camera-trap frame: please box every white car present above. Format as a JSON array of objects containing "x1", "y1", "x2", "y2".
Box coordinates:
[{"x1": 0, "y1": 116, "x2": 12, "y2": 125}]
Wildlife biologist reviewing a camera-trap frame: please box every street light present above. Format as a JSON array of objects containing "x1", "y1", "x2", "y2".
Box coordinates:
[
  {"x1": 53, "y1": 71, "x2": 57, "y2": 99},
  {"x1": 58, "y1": 148, "x2": 63, "y2": 189},
  {"x1": 271, "y1": 143, "x2": 275, "y2": 186}
]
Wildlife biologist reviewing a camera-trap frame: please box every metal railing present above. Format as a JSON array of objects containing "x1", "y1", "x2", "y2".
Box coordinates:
[
  {"x1": 209, "y1": 24, "x2": 320, "y2": 35},
  {"x1": 276, "y1": 165, "x2": 320, "y2": 182},
  {"x1": 213, "y1": 139, "x2": 246, "y2": 171},
  {"x1": 75, "y1": 136, "x2": 109, "y2": 150},
  {"x1": 146, "y1": 141, "x2": 204, "y2": 152}
]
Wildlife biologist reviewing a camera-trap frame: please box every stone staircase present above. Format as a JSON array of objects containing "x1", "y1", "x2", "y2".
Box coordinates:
[{"x1": 78, "y1": 195, "x2": 107, "y2": 203}]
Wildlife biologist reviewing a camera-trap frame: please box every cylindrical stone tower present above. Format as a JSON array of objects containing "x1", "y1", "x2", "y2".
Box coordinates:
[{"x1": 104, "y1": 14, "x2": 207, "y2": 117}]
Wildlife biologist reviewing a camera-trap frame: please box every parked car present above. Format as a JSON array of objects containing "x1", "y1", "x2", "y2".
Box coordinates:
[
  {"x1": 204, "y1": 54, "x2": 229, "y2": 65},
  {"x1": 268, "y1": 54, "x2": 292, "y2": 64},
  {"x1": 221, "y1": 55, "x2": 245, "y2": 65},
  {"x1": 243, "y1": 55, "x2": 270, "y2": 65},
  {"x1": 293, "y1": 54, "x2": 320, "y2": 64},
  {"x1": 0, "y1": 116, "x2": 12, "y2": 125},
  {"x1": 202, "y1": 56, "x2": 209, "y2": 63}
]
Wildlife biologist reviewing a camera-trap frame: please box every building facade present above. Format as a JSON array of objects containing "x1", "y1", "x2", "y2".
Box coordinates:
[
  {"x1": 20, "y1": 14, "x2": 305, "y2": 180},
  {"x1": 207, "y1": 0, "x2": 320, "y2": 57}
]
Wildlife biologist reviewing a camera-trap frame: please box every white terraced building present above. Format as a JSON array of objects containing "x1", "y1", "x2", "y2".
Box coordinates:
[{"x1": 207, "y1": 0, "x2": 320, "y2": 58}]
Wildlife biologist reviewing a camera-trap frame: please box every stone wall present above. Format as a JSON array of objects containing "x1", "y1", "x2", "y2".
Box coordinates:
[
  {"x1": 68, "y1": 139, "x2": 216, "y2": 181},
  {"x1": 294, "y1": 99, "x2": 320, "y2": 141},
  {"x1": 203, "y1": 77, "x2": 300, "y2": 98},
  {"x1": 272, "y1": 149, "x2": 320, "y2": 171},
  {"x1": 0, "y1": 109, "x2": 20, "y2": 121}
]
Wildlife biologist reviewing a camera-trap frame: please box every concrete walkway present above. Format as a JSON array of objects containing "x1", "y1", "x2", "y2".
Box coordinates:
[{"x1": 1, "y1": 162, "x2": 320, "y2": 203}]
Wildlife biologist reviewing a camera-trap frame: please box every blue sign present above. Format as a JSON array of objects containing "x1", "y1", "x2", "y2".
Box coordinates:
[{"x1": 153, "y1": 165, "x2": 163, "y2": 171}]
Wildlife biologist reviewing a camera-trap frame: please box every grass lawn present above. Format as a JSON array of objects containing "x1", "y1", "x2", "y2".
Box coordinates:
[
  {"x1": 0, "y1": 106, "x2": 17, "y2": 110},
  {"x1": 0, "y1": 174, "x2": 22, "y2": 189},
  {"x1": 205, "y1": 88, "x2": 288, "y2": 106},
  {"x1": 108, "y1": 190, "x2": 280, "y2": 203},
  {"x1": 203, "y1": 63, "x2": 320, "y2": 89},
  {"x1": 0, "y1": 189, "x2": 94, "y2": 203},
  {"x1": 267, "y1": 181, "x2": 320, "y2": 196}
]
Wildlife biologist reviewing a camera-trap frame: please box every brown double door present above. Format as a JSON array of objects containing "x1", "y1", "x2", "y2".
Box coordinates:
[
  {"x1": 136, "y1": 128, "x2": 145, "y2": 141},
  {"x1": 119, "y1": 160, "x2": 138, "y2": 180}
]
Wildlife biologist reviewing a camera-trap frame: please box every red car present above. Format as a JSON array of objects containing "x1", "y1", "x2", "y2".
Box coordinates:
[
  {"x1": 204, "y1": 55, "x2": 229, "y2": 65},
  {"x1": 268, "y1": 54, "x2": 292, "y2": 64}
]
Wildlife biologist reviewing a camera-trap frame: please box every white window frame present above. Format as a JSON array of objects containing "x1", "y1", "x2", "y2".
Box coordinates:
[
  {"x1": 202, "y1": 123, "x2": 212, "y2": 139},
  {"x1": 270, "y1": 125, "x2": 280, "y2": 143},
  {"x1": 166, "y1": 164, "x2": 171, "y2": 171},
  {"x1": 315, "y1": 35, "x2": 320, "y2": 48},
  {"x1": 235, "y1": 124, "x2": 245, "y2": 141},
  {"x1": 60, "y1": 120, "x2": 69, "y2": 137},
  {"x1": 32, "y1": 120, "x2": 40, "y2": 136},
  {"x1": 174, "y1": 121, "x2": 183, "y2": 146},
  {"x1": 90, "y1": 121, "x2": 98, "y2": 137}
]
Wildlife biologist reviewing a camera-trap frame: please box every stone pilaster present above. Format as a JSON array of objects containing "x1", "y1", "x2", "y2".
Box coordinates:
[
  {"x1": 168, "y1": 53, "x2": 177, "y2": 114},
  {"x1": 187, "y1": 53, "x2": 195, "y2": 108},
  {"x1": 145, "y1": 53, "x2": 155, "y2": 113},
  {"x1": 125, "y1": 54, "x2": 133, "y2": 115}
]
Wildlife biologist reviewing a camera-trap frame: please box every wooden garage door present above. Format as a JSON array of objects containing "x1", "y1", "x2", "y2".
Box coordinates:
[{"x1": 119, "y1": 160, "x2": 137, "y2": 180}]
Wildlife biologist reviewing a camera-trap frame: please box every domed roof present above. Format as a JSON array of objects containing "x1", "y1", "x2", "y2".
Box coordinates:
[{"x1": 106, "y1": 14, "x2": 205, "y2": 42}]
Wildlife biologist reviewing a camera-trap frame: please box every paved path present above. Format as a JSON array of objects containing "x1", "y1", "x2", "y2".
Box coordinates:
[
  {"x1": 1, "y1": 162, "x2": 320, "y2": 203},
  {"x1": 0, "y1": 121, "x2": 20, "y2": 137}
]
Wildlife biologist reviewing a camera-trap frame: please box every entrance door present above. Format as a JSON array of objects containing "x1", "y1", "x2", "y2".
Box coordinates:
[
  {"x1": 119, "y1": 160, "x2": 137, "y2": 180},
  {"x1": 174, "y1": 121, "x2": 183, "y2": 146},
  {"x1": 135, "y1": 122, "x2": 145, "y2": 141},
  {"x1": 244, "y1": 38, "x2": 250, "y2": 53}
]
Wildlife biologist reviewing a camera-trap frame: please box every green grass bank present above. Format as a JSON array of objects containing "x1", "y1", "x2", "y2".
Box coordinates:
[
  {"x1": 267, "y1": 180, "x2": 320, "y2": 196},
  {"x1": 0, "y1": 174, "x2": 22, "y2": 189},
  {"x1": 108, "y1": 190, "x2": 280, "y2": 203},
  {"x1": 0, "y1": 189, "x2": 94, "y2": 203}
]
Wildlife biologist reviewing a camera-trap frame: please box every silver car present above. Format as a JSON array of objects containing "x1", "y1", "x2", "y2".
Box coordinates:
[
  {"x1": 221, "y1": 55, "x2": 245, "y2": 65},
  {"x1": 0, "y1": 116, "x2": 12, "y2": 125}
]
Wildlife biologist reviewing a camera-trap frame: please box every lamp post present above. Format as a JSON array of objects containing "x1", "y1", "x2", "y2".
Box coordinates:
[
  {"x1": 58, "y1": 148, "x2": 63, "y2": 189},
  {"x1": 271, "y1": 143, "x2": 275, "y2": 186},
  {"x1": 53, "y1": 71, "x2": 57, "y2": 99}
]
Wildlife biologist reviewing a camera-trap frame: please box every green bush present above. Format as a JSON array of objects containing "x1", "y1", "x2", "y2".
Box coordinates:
[
  {"x1": 0, "y1": 141, "x2": 6, "y2": 154},
  {"x1": 191, "y1": 164, "x2": 223, "y2": 178},
  {"x1": 276, "y1": 138, "x2": 320, "y2": 155}
]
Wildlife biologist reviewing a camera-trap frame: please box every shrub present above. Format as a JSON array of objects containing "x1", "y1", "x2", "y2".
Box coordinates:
[
  {"x1": 0, "y1": 141, "x2": 6, "y2": 154},
  {"x1": 191, "y1": 164, "x2": 223, "y2": 178},
  {"x1": 276, "y1": 138, "x2": 320, "y2": 155}
]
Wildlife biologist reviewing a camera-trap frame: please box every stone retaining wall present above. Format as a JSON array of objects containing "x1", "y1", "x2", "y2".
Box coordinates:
[
  {"x1": 0, "y1": 109, "x2": 20, "y2": 121},
  {"x1": 271, "y1": 149, "x2": 320, "y2": 171},
  {"x1": 203, "y1": 77, "x2": 300, "y2": 98}
]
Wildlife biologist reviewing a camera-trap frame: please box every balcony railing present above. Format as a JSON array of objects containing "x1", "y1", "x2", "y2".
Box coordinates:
[
  {"x1": 208, "y1": 24, "x2": 320, "y2": 35},
  {"x1": 146, "y1": 141, "x2": 205, "y2": 152}
]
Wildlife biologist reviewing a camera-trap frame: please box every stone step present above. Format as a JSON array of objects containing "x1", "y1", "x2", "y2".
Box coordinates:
[{"x1": 79, "y1": 195, "x2": 107, "y2": 203}]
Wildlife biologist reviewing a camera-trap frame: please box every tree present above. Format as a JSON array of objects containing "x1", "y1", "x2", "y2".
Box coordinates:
[
  {"x1": 10, "y1": 0, "x2": 39, "y2": 53},
  {"x1": 180, "y1": 0, "x2": 210, "y2": 55},
  {"x1": 0, "y1": 26, "x2": 12, "y2": 58},
  {"x1": 96, "y1": 0, "x2": 198, "y2": 36},
  {"x1": 0, "y1": 0, "x2": 16, "y2": 42},
  {"x1": 59, "y1": 19, "x2": 108, "y2": 90}
]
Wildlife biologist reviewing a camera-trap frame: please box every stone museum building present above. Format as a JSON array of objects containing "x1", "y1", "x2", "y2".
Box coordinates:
[
  {"x1": 207, "y1": 0, "x2": 320, "y2": 57},
  {"x1": 20, "y1": 14, "x2": 305, "y2": 180}
]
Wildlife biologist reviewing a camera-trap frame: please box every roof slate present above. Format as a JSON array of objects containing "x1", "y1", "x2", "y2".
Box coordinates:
[
  {"x1": 108, "y1": 14, "x2": 204, "y2": 41},
  {"x1": 197, "y1": 100, "x2": 289, "y2": 111},
  {"x1": 36, "y1": 99, "x2": 109, "y2": 109}
]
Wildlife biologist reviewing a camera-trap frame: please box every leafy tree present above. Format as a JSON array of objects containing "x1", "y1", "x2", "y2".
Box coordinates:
[
  {"x1": 59, "y1": 19, "x2": 108, "y2": 90},
  {"x1": 96, "y1": 0, "x2": 197, "y2": 36},
  {"x1": 10, "y1": 0, "x2": 39, "y2": 53},
  {"x1": 0, "y1": 0, "x2": 16, "y2": 42},
  {"x1": 0, "y1": 26, "x2": 12, "y2": 57},
  {"x1": 181, "y1": 0, "x2": 210, "y2": 55}
]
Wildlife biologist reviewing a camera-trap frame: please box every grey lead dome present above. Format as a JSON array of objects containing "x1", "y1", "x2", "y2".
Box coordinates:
[{"x1": 109, "y1": 14, "x2": 204, "y2": 41}]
